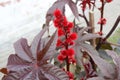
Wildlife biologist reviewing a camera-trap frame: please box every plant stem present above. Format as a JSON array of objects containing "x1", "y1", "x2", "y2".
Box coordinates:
[
  {"x1": 96, "y1": 16, "x2": 120, "y2": 50},
  {"x1": 100, "y1": 1, "x2": 105, "y2": 32},
  {"x1": 96, "y1": 1, "x2": 105, "y2": 50},
  {"x1": 64, "y1": 28, "x2": 70, "y2": 71},
  {"x1": 83, "y1": 11, "x2": 89, "y2": 26}
]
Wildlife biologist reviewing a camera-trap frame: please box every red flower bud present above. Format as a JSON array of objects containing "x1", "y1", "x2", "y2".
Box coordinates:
[{"x1": 98, "y1": 18, "x2": 106, "y2": 25}]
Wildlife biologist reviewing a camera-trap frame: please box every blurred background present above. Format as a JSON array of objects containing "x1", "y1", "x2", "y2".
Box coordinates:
[{"x1": 0, "y1": 0, "x2": 120, "y2": 79}]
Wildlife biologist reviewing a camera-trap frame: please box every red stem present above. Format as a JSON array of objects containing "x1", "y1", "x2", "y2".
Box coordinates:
[
  {"x1": 100, "y1": 1, "x2": 105, "y2": 33},
  {"x1": 96, "y1": 1, "x2": 105, "y2": 50},
  {"x1": 63, "y1": 27, "x2": 70, "y2": 71}
]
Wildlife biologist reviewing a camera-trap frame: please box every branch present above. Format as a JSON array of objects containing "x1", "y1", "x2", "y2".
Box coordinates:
[{"x1": 103, "y1": 16, "x2": 120, "y2": 41}]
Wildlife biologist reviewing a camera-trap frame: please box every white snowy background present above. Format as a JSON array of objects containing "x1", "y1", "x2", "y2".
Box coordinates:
[{"x1": 0, "y1": 0, "x2": 120, "y2": 79}]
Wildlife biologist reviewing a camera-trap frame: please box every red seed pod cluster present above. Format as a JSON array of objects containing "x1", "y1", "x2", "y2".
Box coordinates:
[
  {"x1": 53, "y1": 9, "x2": 77, "y2": 79},
  {"x1": 53, "y1": 9, "x2": 77, "y2": 63}
]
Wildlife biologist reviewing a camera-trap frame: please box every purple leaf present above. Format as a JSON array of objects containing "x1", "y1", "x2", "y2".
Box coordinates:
[
  {"x1": 30, "y1": 27, "x2": 48, "y2": 59},
  {"x1": 41, "y1": 32, "x2": 58, "y2": 61},
  {"x1": 37, "y1": 31, "x2": 57, "y2": 61},
  {"x1": 79, "y1": 43, "x2": 115, "y2": 79},
  {"x1": 87, "y1": 77, "x2": 105, "y2": 80},
  {"x1": 74, "y1": 45, "x2": 83, "y2": 66},
  {"x1": 3, "y1": 27, "x2": 69, "y2": 79},
  {"x1": 14, "y1": 38, "x2": 33, "y2": 62},
  {"x1": 79, "y1": 33, "x2": 101, "y2": 42},
  {"x1": 42, "y1": 64, "x2": 69, "y2": 80},
  {"x1": 106, "y1": 50, "x2": 120, "y2": 79},
  {"x1": 7, "y1": 54, "x2": 31, "y2": 72},
  {"x1": 4, "y1": 55, "x2": 68, "y2": 80},
  {"x1": 67, "y1": 0, "x2": 79, "y2": 19},
  {"x1": 77, "y1": 27, "x2": 91, "y2": 39}
]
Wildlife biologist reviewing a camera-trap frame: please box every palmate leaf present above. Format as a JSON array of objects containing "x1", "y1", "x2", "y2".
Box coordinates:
[
  {"x1": 74, "y1": 27, "x2": 115, "y2": 79},
  {"x1": 2, "y1": 27, "x2": 69, "y2": 80}
]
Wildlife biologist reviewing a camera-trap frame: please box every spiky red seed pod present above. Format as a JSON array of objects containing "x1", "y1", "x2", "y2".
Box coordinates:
[
  {"x1": 67, "y1": 22, "x2": 74, "y2": 28},
  {"x1": 58, "y1": 28, "x2": 64, "y2": 36},
  {"x1": 56, "y1": 39, "x2": 62, "y2": 47},
  {"x1": 69, "y1": 41, "x2": 74, "y2": 45},
  {"x1": 57, "y1": 54, "x2": 65, "y2": 61},
  {"x1": 54, "y1": 18, "x2": 59, "y2": 28},
  {"x1": 69, "y1": 33, "x2": 77, "y2": 40},
  {"x1": 62, "y1": 16, "x2": 68, "y2": 27},
  {"x1": 54, "y1": 9, "x2": 62, "y2": 18},
  {"x1": 61, "y1": 50, "x2": 68, "y2": 56},
  {"x1": 67, "y1": 48, "x2": 75, "y2": 56}
]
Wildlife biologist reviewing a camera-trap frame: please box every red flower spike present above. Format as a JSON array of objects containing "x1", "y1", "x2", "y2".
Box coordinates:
[
  {"x1": 67, "y1": 48, "x2": 75, "y2": 56},
  {"x1": 69, "y1": 33, "x2": 77, "y2": 40},
  {"x1": 106, "y1": 0, "x2": 112, "y2": 3},
  {"x1": 67, "y1": 22, "x2": 74, "y2": 28},
  {"x1": 54, "y1": 9, "x2": 62, "y2": 18},
  {"x1": 56, "y1": 39, "x2": 62, "y2": 47},
  {"x1": 58, "y1": 28, "x2": 64, "y2": 36},
  {"x1": 98, "y1": 18, "x2": 107, "y2": 25}
]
